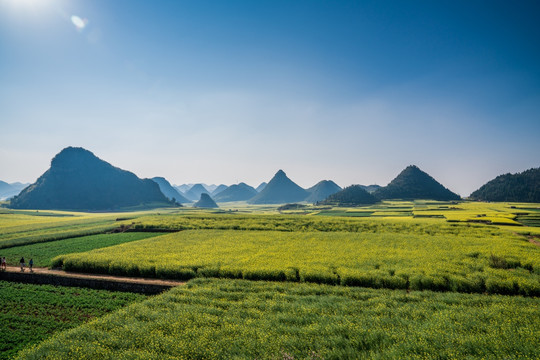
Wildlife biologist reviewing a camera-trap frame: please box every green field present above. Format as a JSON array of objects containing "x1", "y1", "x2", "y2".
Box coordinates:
[
  {"x1": 0, "y1": 208, "x2": 172, "y2": 250},
  {"x1": 16, "y1": 279, "x2": 540, "y2": 360},
  {"x1": 0, "y1": 232, "x2": 164, "y2": 267},
  {"x1": 0, "y1": 211, "x2": 125, "y2": 249},
  {"x1": 0, "y1": 281, "x2": 147, "y2": 359}
]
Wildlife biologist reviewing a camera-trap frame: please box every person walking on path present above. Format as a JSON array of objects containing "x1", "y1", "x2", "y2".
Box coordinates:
[
  {"x1": 1, "y1": 257, "x2": 6, "y2": 271},
  {"x1": 20, "y1": 257, "x2": 25, "y2": 272},
  {"x1": 29, "y1": 258, "x2": 34, "y2": 272}
]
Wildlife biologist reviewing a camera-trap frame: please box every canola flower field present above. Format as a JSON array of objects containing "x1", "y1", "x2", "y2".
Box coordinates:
[
  {"x1": 128, "y1": 200, "x2": 540, "y2": 234},
  {"x1": 53, "y1": 224, "x2": 540, "y2": 295},
  {"x1": 16, "y1": 279, "x2": 540, "y2": 360},
  {"x1": 2, "y1": 202, "x2": 540, "y2": 359}
]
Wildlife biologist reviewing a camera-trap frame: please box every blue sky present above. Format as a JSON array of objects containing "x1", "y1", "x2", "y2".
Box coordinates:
[{"x1": 1, "y1": 0, "x2": 539, "y2": 196}]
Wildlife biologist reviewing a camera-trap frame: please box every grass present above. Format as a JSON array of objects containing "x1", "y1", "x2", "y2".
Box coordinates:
[
  {"x1": 53, "y1": 226, "x2": 540, "y2": 295},
  {"x1": 16, "y1": 278, "x2": 540, "y2": 360},
  {"x1": 0, "y1": 232, "x2": 165, "y2": 267},
  {"x1": 0, "y1": 281, "x2": 147, "y2": 359}
]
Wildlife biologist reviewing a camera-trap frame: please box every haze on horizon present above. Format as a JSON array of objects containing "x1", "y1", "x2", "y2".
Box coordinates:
[{"x1": 1, "y1": 0, "x2": 539, "y2": 196}]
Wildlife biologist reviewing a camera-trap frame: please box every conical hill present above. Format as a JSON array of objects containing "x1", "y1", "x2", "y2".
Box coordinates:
[
  {"x1": 305, "y1": 180, "x2": 342, "y2": 203},
  {"x1": 193, "y1": 193, "x2": 219, "y2": 208},
  {"x1": 10, "y1": 147, "x2": 170, "y2": 210},
  {"x1": 373, "y1": 165, "x2": 460, "y2": 201},
  {"x1": 248, "y1": 170, "x2": 308, "y2": 204}
]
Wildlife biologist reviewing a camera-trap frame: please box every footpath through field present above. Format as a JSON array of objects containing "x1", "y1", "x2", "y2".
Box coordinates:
[{"x1": 0, "y1": 266, "x2": 184, "y2": 294}]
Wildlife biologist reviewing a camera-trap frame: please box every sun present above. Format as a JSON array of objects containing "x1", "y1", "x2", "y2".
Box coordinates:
[{"x1": 1, "y1": 0, "x2": 55, "y2": 10}]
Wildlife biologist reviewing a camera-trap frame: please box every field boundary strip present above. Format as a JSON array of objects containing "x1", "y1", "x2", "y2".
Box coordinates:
[{"x1": 0, "y1": 266, "x2": 184, "y2": 294}]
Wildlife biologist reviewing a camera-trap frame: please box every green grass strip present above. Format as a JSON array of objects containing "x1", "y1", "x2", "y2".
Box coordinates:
[{"x1": 0, "y1": 232, "x2": 165, "y2": 267}]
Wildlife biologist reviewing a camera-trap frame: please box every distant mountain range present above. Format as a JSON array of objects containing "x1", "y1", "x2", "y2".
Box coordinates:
[
  {"x1": 214, "y1": 183, "x2": 257, "y2": 202},
  {"x1": 470, "y1": 167, "x2": 540, "y2": 203},
  {"x1": 151, "y1": 177, "x2": 190, "y2": 204},
  {"x1": 9, "y1": 147, "x2": 171, "y2": 210},
  {"x1": 5, "y1": 146, "x2": 537, "y2": 209},
  {"x1": 255, "y1": 182, "x2": 267, "y2": 192},
  {"x1": 0, "y1": 181, "x2": 29, "y2": 201},
  {"x1": 211, "y1": 184, "x2": 228, "y2": 197},
  {"x1": 184, "y1": 184, "x2": 210, "y2": 201},
  {"x1": 174, "y1": 183, "x2": 220, "y2": 194},
  {"x1": 174, "y1": 184, "x2": 192, "y2": 194}
]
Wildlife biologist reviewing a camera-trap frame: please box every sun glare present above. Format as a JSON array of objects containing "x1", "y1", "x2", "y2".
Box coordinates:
[{"x1": 2, "y1": 0, "x2": 52, "y2": 8}]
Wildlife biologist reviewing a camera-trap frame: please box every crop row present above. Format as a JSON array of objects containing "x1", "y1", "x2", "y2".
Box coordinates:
[
  {"x1": 53, "y1": 229, "x2": 540, "y2": 296},
  {"x1": 0, "y1": 281, "x2": 146, "y2": 359},
  {"x1": 130, "y1": 212, "x2": 507, "y2": 236},
  {"x1": 16, "y1": 278, "x2": 540, "y2": 360},
  {"x1": 0, "y1": 217, "x2": 126, "y2": 249}
]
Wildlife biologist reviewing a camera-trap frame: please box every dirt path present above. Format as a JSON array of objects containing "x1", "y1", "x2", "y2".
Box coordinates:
[
  {"x1": 528, "y1": 236, "x2": 540, "y2": 247},
  {"x1": 2, "y1": 266, "x2": 185, "y2": 287},
  {"x1": 512, "y1": 232, "x2": 540, "y2": 247}
]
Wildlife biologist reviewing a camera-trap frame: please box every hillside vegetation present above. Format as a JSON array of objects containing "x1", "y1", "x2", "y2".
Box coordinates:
[
  {"x1": 374, "y1": 165, "x2": 460, "y2": 201},
  {"x1": 9, "y1": 147, "x2": 171, "y2": 211},
  {"x1": 320, "y1": 185, "x2": 378, "y2": 206},
  {"x1": 470, "y1": 167, "x2": 540, "y2": 202}
]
